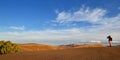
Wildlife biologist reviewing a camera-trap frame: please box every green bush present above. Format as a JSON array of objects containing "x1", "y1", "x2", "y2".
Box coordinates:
[{"x1": 0, "y1": 40, "x2": 20, "y2": 54}]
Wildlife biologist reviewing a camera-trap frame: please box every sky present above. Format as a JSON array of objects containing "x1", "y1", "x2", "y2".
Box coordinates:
[{"x1": 0, "y1": 0, "x2": 120, "y2": 45}]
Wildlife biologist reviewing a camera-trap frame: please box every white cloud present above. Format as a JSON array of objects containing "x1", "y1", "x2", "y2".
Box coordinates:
[
  {"x1": 113, "y1": 41, "x2": 120, "y2": 43},
  {"x1": 55, "y1": 6, "x2": 120, "y2": 36},
  {"x1": 56, "y1": 6, "x2": 106, "y2": 24},
  {"x1": 9, "y1": 26, "x2": 25, "y2": 30},
  {"x1": 90, "y1": 41, "x2": 101, "y2": 43},
  {"x1": 0, "y1": 27, "x2": 120, "y2": 45}
]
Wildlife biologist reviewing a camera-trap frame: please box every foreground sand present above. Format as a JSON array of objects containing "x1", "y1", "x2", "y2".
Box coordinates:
[{"x1": 0, "y1": 47, "x2": 120, "y2": 60}]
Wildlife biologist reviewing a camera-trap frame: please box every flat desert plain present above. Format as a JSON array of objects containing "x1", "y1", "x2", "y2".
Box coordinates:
[{"x1": 0, "y1": 44, "x2": 120, "y2": 60}]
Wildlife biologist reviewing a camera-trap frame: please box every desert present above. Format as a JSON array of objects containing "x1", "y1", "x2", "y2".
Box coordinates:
[{"x1": 0, "y1": 43, "x2": 120, "y2": 60}]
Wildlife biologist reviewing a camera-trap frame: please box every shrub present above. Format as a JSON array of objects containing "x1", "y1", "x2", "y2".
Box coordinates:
[
  {"x1": 0, "y1": 40, "x2": 20, "y2": 54},
  {"x1": 0, "y1": 40, "x2": 4, "y2": 46}
]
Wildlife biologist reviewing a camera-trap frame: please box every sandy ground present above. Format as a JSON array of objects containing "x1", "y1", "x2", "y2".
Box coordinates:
[{"x1": 0, "y1": 46, "x2": 120, "y2": 60}]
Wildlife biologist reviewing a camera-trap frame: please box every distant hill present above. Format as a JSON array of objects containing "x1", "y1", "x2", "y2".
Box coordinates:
[
  {"x1": 74, "y1": 43, "x2": 106, "y2": 48},
  {"x1": 19, "y1": 43, "x2": 106, "y2": 52},
  {"x1": 19, "y1": 44, "x2": 58, "y2": 51}
]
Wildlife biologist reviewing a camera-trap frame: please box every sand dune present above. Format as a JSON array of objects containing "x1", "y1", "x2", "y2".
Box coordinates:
[
  {"x1": 19, "y1": 44, "x2": 58, "y2": 51},
  {"x1": 19, "y1": 43, "x2": 106, "y2": 51}
]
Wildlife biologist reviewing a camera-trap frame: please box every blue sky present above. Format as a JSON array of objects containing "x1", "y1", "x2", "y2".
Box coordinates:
[{"x1": 0, "y1": 0, "x2": 120, "y2": 45}]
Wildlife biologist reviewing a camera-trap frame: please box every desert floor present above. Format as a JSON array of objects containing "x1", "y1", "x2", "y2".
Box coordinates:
[{"x1": 0, "y1": 46, "x2": 120, "y2": 60}]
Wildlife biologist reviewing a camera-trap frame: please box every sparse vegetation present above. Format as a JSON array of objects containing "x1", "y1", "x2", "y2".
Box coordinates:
[{"x1": 0, "y1": 40, "x2": 20, "y2": 54}]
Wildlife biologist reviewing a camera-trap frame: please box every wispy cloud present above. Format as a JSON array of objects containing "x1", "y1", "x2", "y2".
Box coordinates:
[
  {"x1": 55, "y1": 6, "x2": 120, "y2": 34},
  {"x1": 55, "y1": 6, "x2": 106, "y2": 24},
  {"x1": 9, "y1": 26, "x2": 25, "y2": 30}
]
